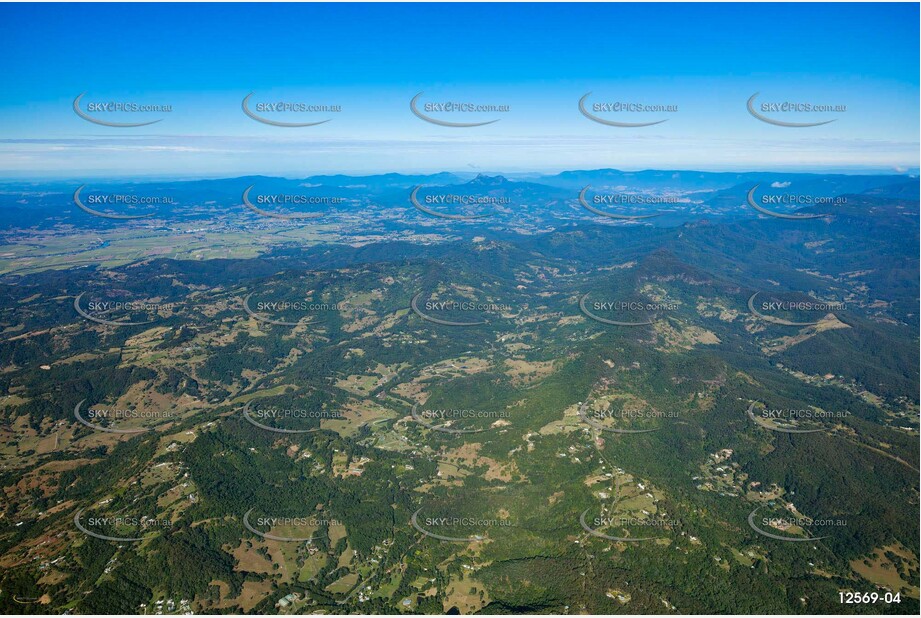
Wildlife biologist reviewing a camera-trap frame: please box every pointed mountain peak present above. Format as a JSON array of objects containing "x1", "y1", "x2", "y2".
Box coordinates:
[{"x1": 468, "y1": 173, "x2": 509, "y2": 186}]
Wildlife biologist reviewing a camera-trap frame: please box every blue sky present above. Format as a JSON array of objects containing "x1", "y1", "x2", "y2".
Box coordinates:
[{"x1": 1, "y1": 2, "x2": 918, "y2": 177}]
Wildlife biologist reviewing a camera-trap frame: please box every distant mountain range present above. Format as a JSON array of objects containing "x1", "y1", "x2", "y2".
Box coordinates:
[{"x1": 0, "y1": 169, "x2": 916, "y2": 230}]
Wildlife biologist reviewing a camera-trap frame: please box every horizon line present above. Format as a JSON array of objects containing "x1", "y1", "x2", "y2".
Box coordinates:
[{"x1": 1, "y1": 165, "x2": 918, "y2": 183}]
